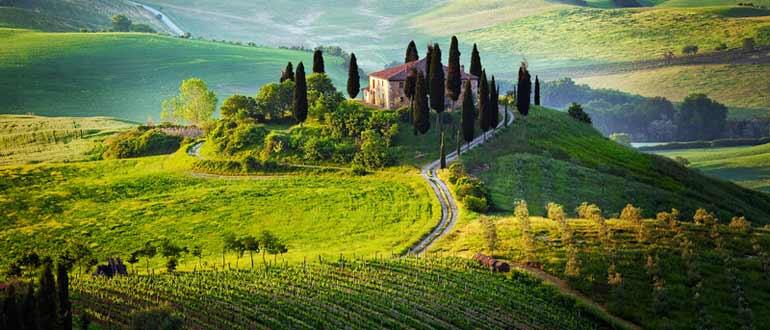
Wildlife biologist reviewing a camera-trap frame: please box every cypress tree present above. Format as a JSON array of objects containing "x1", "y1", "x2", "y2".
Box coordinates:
[
  {"x1": 405, "y1": 40, "x2": 419, "y2": 63},
  {"x1": 56, "y1": 263, "x2": 71, "y2": 330},
  {"x1": 490, "y1": 77, "x2": 499, "y2": 128},
  {"x1": 293, "y1": 62, "x2": 308, "y2": 125},
  {"x1": 429, "y1": 43, "x2": 445, "y2": 131},
  {"x1": 347, "y1": 53, "x2": 360, "y2": 99},
  {"x1": 37, "y1": 263, "x2": 57, "y2": 330},
  {"x1": 456, "y1": 128, "x2": 462, "y2": 156},
  {"x1": 280, "y1": 62, "x2": 295, "y2": 82},
  {"x1": 21, "y1": 282, "x2": 36, "y2": 330},
  {"x1": 517, "y1": 63, "x2": 532, "y2": 116},
  {"x1": 425, "y1": 44, "x2": 434, "y2": 94},
  {"x1": 469, "y1": 43, "x2": 482, "y2": 79},
  {"x1": 461, "y1": 80, "x2": 475, "y2": 147},
  {"x1": 3, "y1": 285, "x2": 20, "y2": 330},
  {"x1": 478, "y1": 70, "x2": 491, "y2": 140},
  {"x1": 312, "y1": 49, "x2": 325, "y2": 74},
  {"x1": 404, "y1": 68, "x2": 418, "y2": 122},
  {"x1": 440, "y1": 132, "x2": 447, "y2": 169},
  {"x1": 534, "y1": 75, "x2": 541, "y2": 106},
  {"x1": 413, "y1": 72, "x2": 430, "y2": 135},
  {"x1": 446, "y1": 36, "x2": 462, "y2": 105}
]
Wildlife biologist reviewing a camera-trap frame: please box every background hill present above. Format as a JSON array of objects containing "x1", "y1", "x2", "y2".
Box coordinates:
[
  {"x1": 0, "y1": 0, "x2": 170, "y2": 32},
  {"x1": 0, "y1": 28, "x2": 347, "y2": 122}
]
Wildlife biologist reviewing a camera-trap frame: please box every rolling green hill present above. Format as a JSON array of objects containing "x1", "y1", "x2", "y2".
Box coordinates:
[
  {"x1": 0, "y1": 0, "x2": 169, "y2": 32},
  {"x1": 458, "y1": 107, "x2": 770, "y2": 224},
  {"x1": 657, "y1": 143, "x2": 770, "y2": 192},
  {"x1": 0, "y1": 28, "x2": 346, "y2": 122},
  {"x1": 71, "y1": 257, "x2": 615, "y2": 329}
]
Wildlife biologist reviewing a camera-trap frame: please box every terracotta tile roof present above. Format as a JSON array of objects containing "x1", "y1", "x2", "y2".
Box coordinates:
[{"x1": 369, "y1": 57, "x2": 478, "y2": 81}]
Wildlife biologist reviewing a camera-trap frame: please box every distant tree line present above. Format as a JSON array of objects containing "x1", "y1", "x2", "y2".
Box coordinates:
[{"x1": 542, "y1": 78, "x2": 764, "y2": 142}]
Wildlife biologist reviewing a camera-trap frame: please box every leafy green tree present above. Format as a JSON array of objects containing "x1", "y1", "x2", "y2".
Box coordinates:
[
  {"x1": 480, "y1": 217, "x2": 499, "y2": 254},
  {"x1": 189, "y1": 245, "x2": 203, "y2": 270},
  {"x1": 568, "y1": 103, "x2": 591, "y2": 124},
  {"x1": 136, "y1": 241, "x2": 157, "y2": 274},
  {"x1": 37, "y1": 262, "x2": 57, "y2": 330},
  {"x1": 313, "y1": 49, "x2": 325, "y2": 74},
  {"x1": 159, "y1": 240, "x2": 186, "y2": 273},
  {"x1": 469, "y1": 43, "x2": 482, "y2": 78},
  {"x1": 354, "y1": 130, "x2": 391, "y2": 169},
  {"x1": 220, "y1": 94, "x2": 257, "y2": 119},
  {"x1": 405, "y1": 40, "x2": 419, "y2": 63},
  {"x1": 130, "y1": 23, "x2": 156, "y2": 33},
  {"x1": 347, "y1": 53, "x2": 360, "y2": 99},
  {"x1": 429, "y1": 43, "x2": 445, "y2": 130},
  {"x1": 161, "y1": 78, "x2": 217, "y2": 126},
  {"x1": 56, "y1": 262, "x2": 72, "y2": 330},
  {"x1": 111, "y1": 15, "x2": 132, "y2": 32},
  {"x1": 281, "y1": 62, "x2": 295, "y2": 82},
  {"x1": 478, "y1": 70, "x2": 492, "y2": 139},
  {"x1": 534, "y1": 76, "x2": 541, "y2": 106},
  {"x1": 413, "y1": 72, "x2": 430, "y2": 135},
  {"x1": 682, "y1": 45, "x2": 699, "y2": 56},
  {"x1": 293, "y1": 62, "x2": 309, "y2": 125},
  {"x1": 461, "y1": 80, "x2": 475, "y2": 147},
  {"x1": 255, "y1": 81, "x2": 294, "y2": 120},
  {"x1": 446, "y1": 36, "x2": 462, "y2": 107},
  {"x1": 675, "y1": 93, "x2": 727, "y2": 141},
  {"x1": 307, "y1": 73, "x2": 336, "y2": 105},
  {"x1": 242, "y1": 236, "x2": 259, "y2": 269},
  {"x1": 259, "y1": 230, "x2": 278, "y2": 264}
]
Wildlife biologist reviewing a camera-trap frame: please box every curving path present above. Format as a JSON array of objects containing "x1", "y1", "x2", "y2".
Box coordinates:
[
  {"x1": 126, "y1": 0, "x2": 186, "y2": 36},
  {"x1": 408, "y1": 108, "x2": 515, "y2": 255}
]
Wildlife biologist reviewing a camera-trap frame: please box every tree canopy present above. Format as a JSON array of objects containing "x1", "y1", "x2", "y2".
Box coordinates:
[
  {"x1": 429, "y1": 43, "x2": 445, "y2": 113},
  {"x1": 446, "y1": 36, "x2": 462, "y2": 103},
  {"x1": 461, "y1": 80, "x2": 476, "y2": 144},
  {"x1": 479, "y1": 71, "x2": 492, "y2": 134},
  {"x1": 516, "y1": 63, "x2": 532, "y2": 116},
  {"x1": 294, "y1": 62, "x2": 309, "y2": 124},
  {"x1": 220, "y1": 94, "x2": 257, "y2": 119},
  {"x1": 161, "y1": 78, "x2": 217, "y2": 126},
  {"x1": 313, "y1": 50, "x2": 325, "y2": 74},
  {"x1": 405, "y1": 40, "x2": 419, "y2": 63},
  {"x1": 469, "y1": 44, "x2": 482, "y2": 79},
  {"x1": 413, "y1": 72, "x2": 430, "y2": 135},
  {"x1": 347, "y1": 53, "x2": 360, "y2": 99},
  {"x1": 111, "y1": 15, "x2": 132, "y2": 32}
]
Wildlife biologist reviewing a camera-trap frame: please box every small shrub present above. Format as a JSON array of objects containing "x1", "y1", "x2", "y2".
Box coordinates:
[
  {"x1": 693, "y1": 208, "x2": 718, "y2": 226},
  {"x1": 729, "y1": 216, "x2": 752, "y2": 233},
  {"x1": 546, "y1": 202, "x2": 566, "y2": 224},
  {"x1": 463, "y1": 195, "x2": 489, "y2": 213},
  {"x1": 620, "y1": 204, "x2": 642, "y2": 225},
  {"x1": 568, "y1": 103, "x2": 591, "y2": 124}
]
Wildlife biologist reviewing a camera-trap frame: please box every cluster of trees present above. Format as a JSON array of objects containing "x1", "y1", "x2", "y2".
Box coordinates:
[
  {"x1": 102, "y1": 126, "x2": 183, "y2": 159},
  {"x1": 447, "y1": 163, "x2": 490, "y2": 212},
  {"x1": 1, "y1": 259, "x2": 73, "y2": 330},
  {"x1": 221, "y1": 231, "x2": 288, "y2": 269},
  {"x1": 543, "y1": 79, "x2": 743, "y2": 142},
  {"x1": 110, "y1": 14, "x2": 156, "y2": 33}
]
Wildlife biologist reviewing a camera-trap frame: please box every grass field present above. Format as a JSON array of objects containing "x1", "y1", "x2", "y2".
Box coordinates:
[
  {"x1": 0, "y1": 148, "x2": 439, "y2": 272},
  {"x1": 429, "y1": 214, "x2": 770, "y2": 329},
  {"x1": 0, "y1": 0, "x2": 170, "y2": 33},
  {"x1": 71, "y1": 257, "x2": 614, "y2": 329},
  {"x1": 0, "y1": 28, "x2": 347, "y2": 122},
  {"x1": 576, "y1": 64, "x2": 770, "y2": 111},
  {"x1": 457, "y1": 107, "x2": 770, "y2": 223},
  {"x1": 0, "y1": 115, "x2": 135, "y2": 165},
  {"x1": 657, "y1": 144, "x2": 770, "y2": 192}
]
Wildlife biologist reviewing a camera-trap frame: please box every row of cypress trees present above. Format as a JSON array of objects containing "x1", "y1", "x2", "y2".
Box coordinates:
[{"x1": 1, "y1": 262, "x2": 72, "y2": 330}]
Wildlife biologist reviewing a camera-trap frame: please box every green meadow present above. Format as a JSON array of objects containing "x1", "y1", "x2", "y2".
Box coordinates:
[
  {"x1": 657, "y1": 144, "x2": 770, "y2": 192},
  {"x1": 0, "y1": 149, "x2": 439, "y2": 272},
  {"x1": 0, "y1": 0, "x2": 169, "y2": 32},
  {"x1": 0, "y1": 28, "x2": 347, "y2": 122}
]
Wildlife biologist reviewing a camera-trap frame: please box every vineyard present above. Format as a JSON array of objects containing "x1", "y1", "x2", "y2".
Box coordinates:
[{"x1": 71, "y1": 257, "x2": 615, "y2": 329}]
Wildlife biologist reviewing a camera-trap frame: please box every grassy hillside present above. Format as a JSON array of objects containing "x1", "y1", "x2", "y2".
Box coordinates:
[
  {"x1": 0, "y1": 115, "x2": 135, "y2": 165},
  {"x1": 458, "y1": 107, "x2": 770, "y2": 223},
  {"x1": 71, "y1": 257, "x2": 614, "y2": 329},
  {"x1": 0, "y1": 0, "x2": 169, "y2": 32},
  {"x1": 0, "y1": 28, "x2": 346, "y2": 122},
  {"x1": 657, "y1": 144, "x2": 770, "y2": 192},
  {"x1": 430, "y1": 215, "x2": 770, "y2": 329},
  {"x1": 576, "y1": 64, "x2": 770, "y2": 110},
  {"x1": 0, "y1": 149, "x2": 438, "y2": 271}
]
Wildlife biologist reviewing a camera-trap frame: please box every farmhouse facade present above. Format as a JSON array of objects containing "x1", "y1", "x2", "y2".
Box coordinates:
[{"x1": 363, "y1": 57, "x2": 479, "y2": 110}]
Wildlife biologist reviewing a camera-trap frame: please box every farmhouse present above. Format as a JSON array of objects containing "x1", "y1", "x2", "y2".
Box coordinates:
[{"x1": 363, "y1": 57, "x2": 479, "y2": 110}]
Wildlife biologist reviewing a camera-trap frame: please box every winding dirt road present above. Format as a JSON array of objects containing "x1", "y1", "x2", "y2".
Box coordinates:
[{"x1": 408, "y1": 107, "x2": 515, "y2": 255}]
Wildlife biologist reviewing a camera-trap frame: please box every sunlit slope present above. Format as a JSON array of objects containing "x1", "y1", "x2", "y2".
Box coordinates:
[
  {"x1": 0, "y1": 29, "x2": 346, "y2": 121},
  {"x1": 0, "y1": 0, "x2": 169, "y2": 32}
]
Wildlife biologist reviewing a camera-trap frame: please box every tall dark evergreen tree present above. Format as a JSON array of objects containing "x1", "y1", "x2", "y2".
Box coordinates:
[
  {"x1": 429, "y1": 43, "x2": 445, "y2": 131},
  {"x1": 413, "y1": 72, "x2": 430, "y2": 135},
  {"x1": 534, "y1": 75, "x2": 541, "y2": 106},
  {"x1": 21, "y1": 282, "x2": 37, "y2": 330},
  {"x1": 56, "y1": 263, "x2": 71, "y2": 330},
  {"x1": 490, "y1": 77, "x2": 499, "y2": 128},
  {"x1": 3, "y1": 285, "x2": 20, "y2": 330},
  {"x1": 478, "y1": 70, "x2": 492, "y2": 140},
  {"x1": 37, "y1": 263, "x2": 57, "y2": 330},
  {"x1": 293, "y1": 62, "x2": 308, "y2": 125},
  {"x1": 425, "y1": 44, "x2": 434, "y2": 94},
  {"x1": 469, "y1": 44, "x2": 482, "y2": 79},
  {"x1": 312, "y1": 49, "x2": 325, "y2": 74},
  {"x1": 461, "y1": 80, "x2": 475, "y2": 147},
  {"x1": 440, "y1": 132, "x2": 447, "y2": 169},
  {"x1": 404, "y1": 68, "x2": 418, "y2": 121},
  {"x1": 347, "y1": 53, "x2": 360, "y2": 99},
  {"x1": 405, "y1": 40, "x2": 419, "y2": 63},
  {"x1": 446, "y1": 36, "x2": 462, "y2": 107},
  {"x1": 516, "y1": 63, "x2": 532, "y2": 116},
  {"x1": 280, "y1": 62, "x2": 295, "y2": 82}
]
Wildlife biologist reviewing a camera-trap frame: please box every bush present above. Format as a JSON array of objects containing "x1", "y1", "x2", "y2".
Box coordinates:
[
  {"x1": 303, "y1": 136, "x2": 335, "y2": 161},
  {"x1": 103, "y1": 128, "x2": 182, "y2": 159},
  {"x1": 129, "y1": 306, "x2": 183, "y2": 330},
  {"x1": 447, "y1": 163, "x2": 465, "y2": 185},
  {"x1": 463, "y1": 195, "x2": 489, "y2": 213},
  {"x1": 568, "y1": 103, "x2": 591, "y2": 124},
  {"x1": 620, "y1": 204, "x2": 642, "y2": 225},
  {"x1": 353, "y1": 130, "x2": 391, "y2": 169},
  {"x1": 209, "y1": 120, "x2": 268, "y2": 155},
  {"x1": 729, "y1": 216, "x2": 752, "y2": 233}
]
